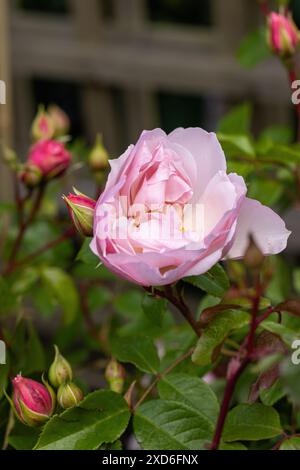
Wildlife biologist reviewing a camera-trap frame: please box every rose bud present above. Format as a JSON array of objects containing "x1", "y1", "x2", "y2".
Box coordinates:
[
  {"x1": 48, "y1": 105, "x2": 71, "y2": 137},
  {"x1": 49, "y1": 345, "x2": 73, "y2": 388},
  {"x1": 63, "y1": 189, "x2": 96, "y2": 237},
  {"x1": 57, "y1": 382, "x2": 84, "y2": 409},
  {"x1": 20, "y1": 163, "x2": 43, "y2": 188},
  {"x1": 267, "y1": 12, "x2": 300, "y2": 58},
  {"x1": 25, "y1": 139, "x2": 72, "y2": 183},
  {"x1": 244, "y1": 234, "x2": 265, "y2": 269},
  {"x1": 89, "y1": 134, "x2": 109, "y2": 172},
  {"x1": 105, "y1": 358, "x2": 126, "y2": 394},
  {"x1": 10, "y1": 374, "x2": 55, "y2": 427},
  {"x1": 31, "y1": 106, "x2": 55, "y2": 141}
]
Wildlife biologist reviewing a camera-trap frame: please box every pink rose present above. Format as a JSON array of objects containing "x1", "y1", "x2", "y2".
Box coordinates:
[
  {"x1": 90, "y1": 128, "x2": 290, "y2": 286},
  {"x1": 26, "y1": 139, "x2": 71, "y2": 181}
]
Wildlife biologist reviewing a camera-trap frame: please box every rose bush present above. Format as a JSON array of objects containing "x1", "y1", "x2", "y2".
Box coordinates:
[{"x1": 91, "y1": 128, "x2": 290, "y2": 286}]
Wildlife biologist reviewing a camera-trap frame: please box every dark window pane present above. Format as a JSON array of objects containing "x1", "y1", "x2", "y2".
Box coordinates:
[
  {"x1": 147, "y1": 0, "x2": 212, "y2": 27},
  {"x1": 32, "y1": 78, "x2": 83, "y2": 138},
  {"x1": 157, "y1": 92, "x2": 207, "y2": 134},
  {"x1": 18, "y1": 0, "x2": 68, "y2": 14}
]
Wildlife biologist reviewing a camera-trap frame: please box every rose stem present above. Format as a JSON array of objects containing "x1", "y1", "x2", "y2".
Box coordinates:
[
  {"x1": 4, "y1": 185, "x2": 45, "y2": 274},
  {"x1": 210, "y1": 275, "x2": 262, "y2": 450}
]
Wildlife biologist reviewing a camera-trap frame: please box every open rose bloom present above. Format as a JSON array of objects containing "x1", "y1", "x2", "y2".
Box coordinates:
[{"x1": 91, "y1": 128, "x2": 290, "y2": 286}]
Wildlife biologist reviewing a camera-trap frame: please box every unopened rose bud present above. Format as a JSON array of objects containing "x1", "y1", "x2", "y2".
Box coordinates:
[
  {"x1": 49, "y1": 345, "x2": 73, "y2": 388},
  {"x1": 89, "y1": 134, "x2": 109, "y2": 172},
  {"x1": 63, "y1": 189, "x2": 96, "y2": 237},
  {"x1": 23, "y1": 139, "x2": 72, "y2": 184},
  {"x1": 267, "y1": 12, "x2": 300, "y2": 58},
  {"x1": 31, "y1": 106, "x2": 55, "y2": 141},
  {"x1": 10, "y1": 374, "x2": 55, "y2": 427},
  {"x1": 244, "y1": 235, "x2": 265, "y2": 269},
  {"x1": 105, "y1": 358, "x2": 126, "y2": 394},
  {"x1": 57, "y1": 382, "x2": 84, "y2": 409},
  {"x1": 20, "y1": 163, "x2": 43, "y2": 188},
  {"x1": 48, "y1": 105, "x2": 70, "y2": 137}
]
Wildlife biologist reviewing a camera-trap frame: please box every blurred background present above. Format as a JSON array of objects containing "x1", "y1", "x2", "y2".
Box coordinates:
[{"x1": 0, "y1": 0, "x2": 299, "y2": 249}]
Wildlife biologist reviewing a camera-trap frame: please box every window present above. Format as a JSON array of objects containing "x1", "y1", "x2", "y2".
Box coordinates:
[
  {"x1": 147, "y1": 0, "x2": 212, "y2": 27},
  {"x1": 18, "y1": 0, "x2": 68, "y2": 14}
]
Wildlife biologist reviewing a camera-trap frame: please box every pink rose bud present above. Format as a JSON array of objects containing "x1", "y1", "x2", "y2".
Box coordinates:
[
  {"x1": 31, "y1": 106, "x2": 55, "y2": 141},
  {"x1": 57, "y1": 382, "x2": 84, "y2": 409},
  {"x1": 105, "y1": 358, "x2": 126, "y2": 394},
  {"x1": 11, "y1": 374, "x2": 55, "y2": 427},
  {"x1": 89, "y1": 134, "x2": 109, "y2": 172},
  {"x1": 48, "y1": 105, "x2": 71, "y2": 137},
  {"x1": 63, "y1": 189, "x2": 96, "y2": 237},
  {"x1": 267, "y1": 12, "x2": 300, "y2": 57},
  {"x1": 22, "y1": 139, "x2": 72, "y2": 185}
]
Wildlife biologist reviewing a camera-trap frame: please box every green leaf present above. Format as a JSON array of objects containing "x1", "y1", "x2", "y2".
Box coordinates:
[
  {"x1": 142, "y1": 294, "x2": 167, "y2": 327},
  {"x1": 223, "y1": 404, "x2": 282, "y2": 442},
  {"x1": 40, "y1": 267, "x2": 79, "y2": 324},
  {"x1": 158, "y1": 374, "x2": 219, "y2": 426},
  {"x1": 261, "y1": 320, "x2": 300, "y2": 346},
  {"x1": 218, "y1": 103, "x2": 252, "y2": 135},
  {"x1": 9, "y1": 422, "x2": 40, "y2": 450},
  {"x1": 76, "y1": 238, "x2": 98, "y2": 266},
  {"x1": 134, "y1": 399, "x2": 215, "y2": 450},
  {"x1": 111, "y1": 336, "x2": 160, "y2": 374},
  {"x1": 294, "y1": 269, "x2": 300, "y2": 296},
  {"x1": 0, "y1": 277, "x2": 17, "y2": 315},
  {"x1": 280, "y1": 437, "x2": 300, "y2": 450},
  {"x1": 184, "y1": 263, "x2": 229, "y2": 298},
  {"x1": 237, "y1": 27, "x2": 271, "y2": 69},
  {"x1": 192, "y1": 310, "x2": 250, "y2": 366},
  {"x1": 218, "y1": 133, "x2": 255, "y2": 157},
  {"x1": 34, "y1": 391, "x2": 130, "y2": 450},
  {"x1": 260, "y1": 380, "x2": 286, "y2": 407}
]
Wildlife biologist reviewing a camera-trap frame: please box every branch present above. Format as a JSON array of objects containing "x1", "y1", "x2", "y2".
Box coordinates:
[{"x1": 133, "y1": 348, "x2": 194, "y2": 413}]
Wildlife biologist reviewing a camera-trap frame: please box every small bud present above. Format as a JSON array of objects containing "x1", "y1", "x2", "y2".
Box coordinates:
[
  {"x1": 57, "y1": 382, "x2": 84, "y2": 409},
  {"x1": 48, "y1": 105, "x2": 70, "y2": 137},
  {"x1": 31, "y1": 105, "x2": 55, "y2": 141},
  {"x1": 105, "y1": 358, "x2": 126, "y2": 394},
  {"x1": 244, "y1": 235, "x2": 265, "y2": 269},
  {"x1": 63, "y1": 189, "x2": 96, "y2": 237},
  {"x1": 24, "y1": 139, "x2": 72, "y2": 183},
  {"x1": 267, "y1": 12, "x2": 300, "y2": 58},
  {"x1": 49, "y1": 345, "x2": 73, "y2": 388},
  {"x1": 10, "y1": 374, "x2": 55, "y2": 427},
  {"x1": 89, "y1": 134, "x2": 109, "y2": 172},
  {"x1": 20, "y1": 163, "x2": 43, "y2": 188}
]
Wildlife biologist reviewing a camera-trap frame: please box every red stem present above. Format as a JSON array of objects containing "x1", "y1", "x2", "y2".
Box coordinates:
[
  {"x1": 258, "y1": 1, "x2": 270, "y2": 17},
  {"x1": 4, "y1": 186, "x2": 45, "y2": 274},
  {"x1": 6, "y1": 226, "x2": 75, "y2": 274},
  {"x1": 210, "y1": 277, "x2": 262, "y2": 450}
]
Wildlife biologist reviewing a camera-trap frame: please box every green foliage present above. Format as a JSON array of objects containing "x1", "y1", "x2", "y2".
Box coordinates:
[
  {"x1": 34, "y1": 391, "x2": 130, "y2": 450},
  {"x1": 192, "y1": 310, "x2": 250, "y2": 366},
  {"x1": 184, "y1": 263, "x2": 230, "y2": 298},
  {"x1": 237, "y1": 28, "x2": 271, "y2": 69},
  {"x1": 111, "y1": 336, "x2": 160, "y2": 374},
  {"x1": 223, "y1": 404, "x2": 282, "y2": 441}
]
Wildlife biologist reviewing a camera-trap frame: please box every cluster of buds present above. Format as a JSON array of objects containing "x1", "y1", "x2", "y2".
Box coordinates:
[
  {"x1": 8, "y1": 346, "x2": 83, "y2": 427},
  {"x1": 267, "y1": 11, "x2": 300, "y2": 59},
  {"x1": 105, "y1": 358, "x2": 126, "y2": 394},
  {"x1": 63, "y1": 189, "x2": 96, "y2": 237},
  {"x1": 20, "y1": 106, "x2": 72, "y2": 188},
  {"x1": 31, "y1": 105, "x2": 70, "y2": 142}
]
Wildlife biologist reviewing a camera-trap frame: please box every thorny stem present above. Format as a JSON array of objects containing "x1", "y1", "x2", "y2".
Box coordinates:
[
  {"x1": 144, "y1": 285, "x2": 200, "y2": 336},
  {"x1": 6, "y1": 226, "x2": 76, "y2": 274},
  {"x1": 4, "y1": 185, "x2": 45, "y2": 275},
  {"x1": 133, "y1": 348, "x2": 194, "y2": 413},
  {"x1": 210, "y1": 275, "x2": 262, "y2": 450}
]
